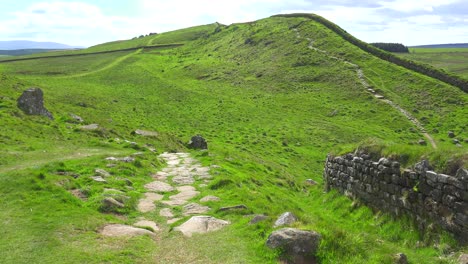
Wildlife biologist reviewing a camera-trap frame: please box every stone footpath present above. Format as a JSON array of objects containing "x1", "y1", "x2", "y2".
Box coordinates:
[{"x1": 100, "y1": 152, "x2": 229, "y2": 237}]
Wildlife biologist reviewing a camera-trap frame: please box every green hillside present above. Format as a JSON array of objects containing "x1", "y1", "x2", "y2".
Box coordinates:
[{"x1": 0, "y1": 14, "x2": 466, "y2": 263}]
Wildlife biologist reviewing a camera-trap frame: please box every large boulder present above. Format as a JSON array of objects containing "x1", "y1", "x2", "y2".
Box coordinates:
[
  {"x1": 174, "y1": 216, "x2": 230, "y2": 237},
  {"x1": 266, "y1": 228, "x2": 321, "y2": 263},
  {"x1": 188, "y1": 135, "x2": 208, "y2": 149},
  {"x1": 17, "y1": 88, "x2": 53, "y2": 119}
]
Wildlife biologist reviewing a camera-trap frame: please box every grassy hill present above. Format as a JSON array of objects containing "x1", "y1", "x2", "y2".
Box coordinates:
[
  {"x1": 0, "y1": 14, "x2": 466, "y2": 263},
  {"x1": 397, "y1": 47, "x2": 468, "y2": 80}
]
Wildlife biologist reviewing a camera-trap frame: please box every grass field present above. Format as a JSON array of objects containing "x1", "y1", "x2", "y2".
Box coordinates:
[
  {"x1": 397, "y1": 48, "x2": 468, "y2": 79},
  {"x1": 0, "y1": 15, "x2": 466, "y2": 263}
]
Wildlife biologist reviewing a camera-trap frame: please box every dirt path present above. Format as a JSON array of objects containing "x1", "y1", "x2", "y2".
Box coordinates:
[{"x1": 293, "y1": 29, "x2": 437, "y2": 149}]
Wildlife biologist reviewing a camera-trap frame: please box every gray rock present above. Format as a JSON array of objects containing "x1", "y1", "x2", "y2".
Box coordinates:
[
  {"x1": 17, "y1": 88, "x2": 53, "y2": 119},
  {"x1": 274, "y1": 212, "x2": 297, "y2": 227},
  {"x1": 182, "y1": 203, "x2": 210, "y2": 215},
  {"x1": 200, "y1": 195, "x2": 220, "y2": 202},
  {"x1": 305, "y1": 179, "x2": 318, "y2": 185},
  {"x1": 102, "y1": 197, "x2": 125, "y2": 210},
  {"x1": 266, "y1": 228, "x2": 321, "y2": 259},
  {"x1": 453, "y1": 139, "x2": 461, "y2": 144},
  {"x1": 218, "y1": 204, "x2": 248, "y2": 212},
  {"x1": 448, "y1": 131, "x2": 456, "y2": 138},
  {"x1": 91, "y1": 176, "x2": 107, "y2": 183},
  {"x1": 80, "y1": 124, "x2": 99, "y2": 131},
  {"x1": 188, "y1": 135, "x2": 208, "y2": 149},
  {"x1": 70, "y1": 113, "x2": 83, "y2": 123},
  {"x1": 459, "y1": 253, "x2": 468, "y2": 264},
  {"x1": 100, "y1": 224, "x2": 154, "y2": 237},
  {"x1": 249, "y1": 214, "x2": 268, "y2": 224},
  {"x1": 134, "y1": 129, "x2": 158, "y2": 137},
  {"x1": 456, "y1": 168, "x2": 468, "y2": 181},
  {"x1": 144, "y1": 181, "x2": 174, "y2": 193},
  {"x1": 174, "y1": 216, "x2": 230, "y2": 237},
  {"x1": 95, "y1": 168, "x2": 111, "y2": 177},
  {"x1": 394, "y1": 253, "x2": 408, "y2": 264},
  {"x1": 418, "y1": 139, "x2": 427, "y2": 146}
]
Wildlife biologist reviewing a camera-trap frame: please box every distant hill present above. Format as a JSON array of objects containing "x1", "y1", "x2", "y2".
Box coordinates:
[
  {"x1": 410, "y1": 43, "x2": 468, "y2": 48},
  {"x1": 0, "y1": 49, "x2": 73, "y2": 56},
  {"x1": 0, "y1": 40, "x2": 83, "y2": 50}
]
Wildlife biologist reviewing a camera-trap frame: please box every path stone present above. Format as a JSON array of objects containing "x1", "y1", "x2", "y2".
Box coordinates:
[
  {"x1": 183, "y1": 203, "x2": 210, "y2": 215},
  {"x1": 162, "y1": 186, "x2": 199, "y2": 206},
  {"x1": 137, "y1": 193, "x2": 163, "y2": 213},
  {"x1": 159, "y1": 208, "x2": 174, "y2": 218},
  {"x1": 200, "y1": 195, "x2": 220, "y2": 202},
  {"x1": 134, "y1": 220, "x2": 160, "y2": 232},
  {"x1": 100, "y1": 224, "x2": 154, "y2": 237},
  {"x1": 144, "y1": 181, "x2": 174, "y2": 192},
  {"x1": 152, "y1": 171, "x2": 169, "y2": 181},
  {"x1": 172, "y1": 175, "x2": 195, "y2": 185},
  {"x1": 174, "y1": 216, "x2": 230, "y2": 237}
]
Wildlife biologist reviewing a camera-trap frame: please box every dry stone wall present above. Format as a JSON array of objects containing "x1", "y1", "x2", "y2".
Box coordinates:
[{"x1": 323, "y1": 153, "x2": 468, "y2": 242}]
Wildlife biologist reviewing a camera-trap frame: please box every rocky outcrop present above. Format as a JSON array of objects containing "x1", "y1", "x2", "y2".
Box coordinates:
[
  {"x1": 324, "y1": 153, "x2": 468, "y2": 242},
  {"x1": 266, "y1": 228, "x2": 321, "y2": 264},
  {"x1": 17, "y1": 88, "x2": 53, "y2": 119},
  {"x1": 188, "y1": 135, "x2": 208, "y2": 149}
]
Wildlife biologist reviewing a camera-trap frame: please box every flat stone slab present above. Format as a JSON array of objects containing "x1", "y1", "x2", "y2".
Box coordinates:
[
  {"x1": 133, "y1": 220, "x2": 160, "y2": 231},
  {"x1": 172, "y1": 176, "x2": 195, "y2": 185},
  {"x1": 144, "y1": 181, "x2": 175, "y2": 193},
  {"x1": 100, "y1": 224, "x2": 154, "y2": 237},
  {"x1": 200, "y1": 195, "x2": 220, "y2": 202},
  {"x1": 174, "y1": 216, "x2": 230, "y2": 237},
  {"x1": 134, "y1": 129, "x2": 158, "y2": 137},
  {"x1": 91, "y1": 176, "x2": 107, "y2": 183},
  {"x1": 165, "y1": 186, "x2": 199, "y2": 205},
  {"x1": 80, "y1": 124, "x2": 99, "y2": 131},
  {"x1": 183, "y1": 203, "x2": 210, "y2": 215},
  {"x1": 159, "y1": 208, "x2": 174, "y2": 218},
  {"x1": 137, "y1": 193, "x2": 163, "y2": 213}
]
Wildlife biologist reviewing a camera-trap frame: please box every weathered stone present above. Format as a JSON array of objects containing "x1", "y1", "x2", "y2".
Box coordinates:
[
  {"x1": 182, "y1": 203, "x2": 210, "y2": 215},
  {"x1": 218, "y1": 204, "x2": 248, "y2": 212},
  {"x1": 101, "y1": 197, "x2": 125, "y2": 210},
  {"x1": 418, "y1": 139, "x2": 427, "y2": 146},
  {"x1": 144, "y1": 181, "x2": 174, "y2": 193},
  {"x1": 134, "y1": 129, "x2": 158, "y2": 137},
  {"x1": 95, "y1": 168, "x2": 111, "y2": 177},
  {"x1": 91, "y1": 176, "x2": 107, "y2": 183},
  {"x1": 426, "y1": 171, "x2": 438, "y2": 182},
  {"x1": 200, "y1": 195, "x2": 220, "y2": 202},
  {"x1": 174, "y1": 216, "x2": 230, "y2": 237},
  {"x1": 100, "y1": 224, "x2": 154, "y2": 237},
  {"x1": 458, "y1": 253, "x2": 468, "y2": 264},
  {"x1": 188, "y1": 135, "x2": 208, "y2": 149},
  {"x1": 305, "y1": 179, "x2": 318, "y2": 185},
  {"x1": 80, "y1": 124, "x2": 99, "y2": 131},
  {"x1": 274, "y1": 212, "x2": 297, "y2": 227},
  {"x1": 17, "y1": 88, "x2": 53, "y2": 119},
  {"x1": 159, "y1": 208, "x2": 174, "y2": 218},
  {"x1": 456, "y1": 168, "x2": 468, "y2": 182},
  {"x1": 69, "y1": 113, "x2": 83, "y2": 123},
  {"x1": 266, "y1": 228, "x2": 321, "y2": 261},
  {"x1": 249, "y1": 214, "x2": 268, "y2": 224},
  {"x1": 448, "y1": 131, "x2": 456, "y2": 138},
  {"x1": 394, "y1": 253, "x2": 408, "y2": 264}
]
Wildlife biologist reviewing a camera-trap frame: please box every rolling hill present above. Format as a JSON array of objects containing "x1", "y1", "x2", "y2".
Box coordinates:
[{"x1": 0, "y1": 14, "x2": 466, "y2": 263}]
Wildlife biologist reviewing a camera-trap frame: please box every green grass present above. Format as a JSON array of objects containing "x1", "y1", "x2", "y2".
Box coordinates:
[
  {"x1": 0, "y1": 15, "x2": 467, "y2": 263},
  {"x1": 398, "y1": 48, "x2": 468, "y2": 80}
]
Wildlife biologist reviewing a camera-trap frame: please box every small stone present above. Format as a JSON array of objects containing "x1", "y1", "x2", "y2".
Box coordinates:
[
  {"x1": 394, "y1": 253, "x2": 408, "y2": 264},
  {"x1": 100, "y1": 224, "x2": 154, "y2": 237},
  {"x1": 218, "y1": 204, "x2": 248, "y2": 212},
  {"x1": 91, "y1": 176, "x2": 107, "y2": 183},
  {"x1": 418, "y1": 139, "x2": 427, "y2": 146},
  {"x1": 95, "y1": 168, "x2": 111, "y2": 177},
  {"x1": 448, "y1": 131, "x2": 456, "y2": 138},
  {"x1": 274, "y1": 212, "x2": 297, "y2": 227},
  {"x1": 456, "y1": 168, "x2": 468, "y2": 181},
  {"x1": 305, "y1": 179, "x2": 318, "y2": 185},
  {"x1": 70, "y1": 113, "x2": 84, "y2": 123},
  {"x1": 134, "y1": 129, "x2": 158, "y2": 137},
  {"x1": 80, "y1": 124, "x2": 99, "y2": 131},
  {"x1": 102, "y1": 197, "x2": 124, "y2": 209},
  {"x1": 453, "y1": 139, "x2": 460, "y2": 144},
  {"x1": 200, "y1": 195, "x2": 220, "y2": 202},
  {"x1": 249, "y1": 214, "x2": 268, "y2": 224}
]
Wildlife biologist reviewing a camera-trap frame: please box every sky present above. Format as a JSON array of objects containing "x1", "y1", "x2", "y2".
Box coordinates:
[{"x1": 0, "y1": 0, "x2": 466, "y2": 47}]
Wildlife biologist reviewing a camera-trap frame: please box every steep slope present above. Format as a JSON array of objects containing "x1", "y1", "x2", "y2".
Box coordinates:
[{"x1": 0, "y1": 15, "x2": 466, "y2": 263}]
